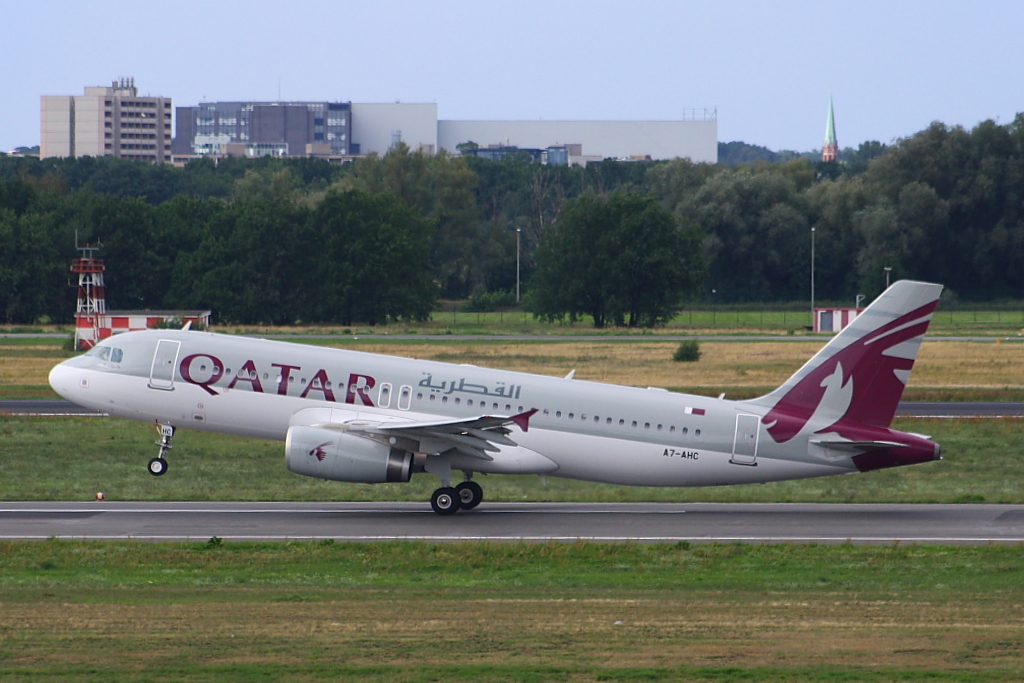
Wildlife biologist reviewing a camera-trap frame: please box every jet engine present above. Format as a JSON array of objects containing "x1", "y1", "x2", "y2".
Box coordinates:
[{"x1": 285, "y1": 426, "x2": 413, "y2": 484}]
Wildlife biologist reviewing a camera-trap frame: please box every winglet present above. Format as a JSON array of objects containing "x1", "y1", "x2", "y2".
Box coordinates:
[{"x1": 510, "y1": 408, "x2": 538, "y2": 432}]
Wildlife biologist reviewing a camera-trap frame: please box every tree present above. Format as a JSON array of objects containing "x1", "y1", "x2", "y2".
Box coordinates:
[
  {"x1": 529, "y1": 192, "x2": 705, "y2": 328},
  {"x1": 305, "y1": 190, "x2": 437, "y2": 325}
]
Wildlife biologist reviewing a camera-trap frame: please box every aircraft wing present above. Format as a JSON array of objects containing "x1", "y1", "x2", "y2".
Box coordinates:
[{"x1": 348, "y1": 409, "x2": 539, "y2": 460}]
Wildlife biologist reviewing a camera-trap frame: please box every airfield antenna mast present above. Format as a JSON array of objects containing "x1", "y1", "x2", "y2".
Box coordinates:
[{"x1": 71, "y1": 232, "x2": 106, "y2": 350}]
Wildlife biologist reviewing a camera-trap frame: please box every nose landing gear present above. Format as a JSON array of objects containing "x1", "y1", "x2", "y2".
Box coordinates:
[{"x1": 148, "y1": 423, "x2": 175, "y2": 477}]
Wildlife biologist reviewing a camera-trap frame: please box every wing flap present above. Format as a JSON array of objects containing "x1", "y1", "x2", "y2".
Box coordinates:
[{"x1": 349, "y1": 409, "x2": 538, "y2": 460}]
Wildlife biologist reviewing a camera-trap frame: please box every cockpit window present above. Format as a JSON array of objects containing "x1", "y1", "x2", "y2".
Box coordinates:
[{"x1": 85, "y1": 345, "x2": 123, "y2": 363}]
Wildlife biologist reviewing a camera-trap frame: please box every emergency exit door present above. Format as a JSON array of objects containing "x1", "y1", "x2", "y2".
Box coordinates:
[{"x1": 731, "y1": 414, "x2": 759, "y2": 466}]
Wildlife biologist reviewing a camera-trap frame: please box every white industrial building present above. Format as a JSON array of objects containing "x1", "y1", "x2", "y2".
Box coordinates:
[
  {"x1": 437, "y1": 119, "x2": 717, "y2": 163},
  {"x1": 349, "y1": 104, "x2": 718, "y2": 164}
]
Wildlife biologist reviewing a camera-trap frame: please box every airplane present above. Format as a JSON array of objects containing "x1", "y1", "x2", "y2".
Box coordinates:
[{"x1": 48, "y1": 280, "x2": 943, "y2": 515}]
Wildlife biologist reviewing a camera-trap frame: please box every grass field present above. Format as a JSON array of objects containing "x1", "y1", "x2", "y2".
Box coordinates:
[
  {"x1": 1, "y1": 415, "x2": 1020, "y2": 503},
  {"x1": 1, "y1": 541, "x2": 1022, "y2": 681},
  {"x1": 4, "y1": 330, "x2": 1024, "y2": 680}
]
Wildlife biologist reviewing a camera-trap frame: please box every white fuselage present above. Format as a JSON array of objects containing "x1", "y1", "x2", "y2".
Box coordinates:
[{"x1": 48, "y1": 330, "x2": 854, "y2": 488}]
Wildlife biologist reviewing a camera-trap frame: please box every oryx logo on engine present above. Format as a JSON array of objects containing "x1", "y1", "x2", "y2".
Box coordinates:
[{"x1": 309, "y1": 442, "x2": 331, "y2": 462}]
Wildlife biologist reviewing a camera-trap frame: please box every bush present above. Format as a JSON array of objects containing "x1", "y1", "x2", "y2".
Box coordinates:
[
  {"x1": 462, "y1": 289, "x2": 516, "y2": 312},
  {"x1": 672, "y1": 339, "x2": 701, "y2": 362}
]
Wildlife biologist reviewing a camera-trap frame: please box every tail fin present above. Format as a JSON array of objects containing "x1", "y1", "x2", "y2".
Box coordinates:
[{"x1": 746, "y1": 280, "x2": 942, "y2": 444}]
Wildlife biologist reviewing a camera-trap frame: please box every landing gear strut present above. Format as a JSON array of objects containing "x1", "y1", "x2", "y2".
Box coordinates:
[{"x1": 148, "y1": 423, "x2": 175, "y2": 477}]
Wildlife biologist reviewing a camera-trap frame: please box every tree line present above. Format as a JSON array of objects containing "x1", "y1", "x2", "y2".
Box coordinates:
[{"x1": 1, "y1": 112, "x2": 1023, "y2": 326}]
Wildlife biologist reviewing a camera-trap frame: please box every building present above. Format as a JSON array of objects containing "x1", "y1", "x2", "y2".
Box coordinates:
[
  {"x1": 174, "y1": 101, "x2": 353, "y2": 158},
  {"x1": 438, "y1": 117, "x2": 718, "y2": 164},
  {"x1": 822, "y1": 96, "x2": 838, "y2": 162},
  {"x1": 41, "y1": 79, "x2": 172, "y2": 162},
  {"x1": 813, "y1": 306, "x2": 861, "y2": 333},
  {"x1": 173, "y1": 100, "x2": 718, "y2": 164}
]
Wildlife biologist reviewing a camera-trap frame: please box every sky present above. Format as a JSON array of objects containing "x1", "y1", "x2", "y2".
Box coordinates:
[{"x1": 3, "y1": 0, "x2": 1022, "y2": 153}]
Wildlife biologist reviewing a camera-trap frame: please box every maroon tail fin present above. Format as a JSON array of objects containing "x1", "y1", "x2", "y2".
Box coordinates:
[{"x1": 746, "y1": 281, "x2": 942, "y2": 444}]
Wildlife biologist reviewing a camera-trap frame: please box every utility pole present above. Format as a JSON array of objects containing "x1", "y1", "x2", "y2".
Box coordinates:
[
  {"x1": 516, "y1": 227, "x2": 521, "y2": 302},
  {"x1": 810, "y1": 227, "x2": 816, "y2": 327}
]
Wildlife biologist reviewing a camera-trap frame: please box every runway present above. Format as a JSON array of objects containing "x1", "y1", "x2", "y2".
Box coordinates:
[
  {"x1": 2, "y1": 502, "x2": 1022, "y2": 545},
  {"x1": 4, "y1": 399, "x2": 1024, "y2": 417}
]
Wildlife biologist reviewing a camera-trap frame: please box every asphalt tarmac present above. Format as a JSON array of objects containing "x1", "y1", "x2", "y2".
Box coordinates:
[
  {"x1": 2, "y1": 501, "x2": 1022, "y2": 544},
  {"x1": 3, "y1": 399, "x2": 1024, "y2": 417}
]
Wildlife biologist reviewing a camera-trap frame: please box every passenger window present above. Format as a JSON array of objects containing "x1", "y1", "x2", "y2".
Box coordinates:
[
  {"x1": 682, "y1": 427, "x2": 688, "y2": 435},
  {"x1": 657, "y1": 424, "x2": 663, "y2": 431},
  {"x1": 606, "y1": 417, "x2": 611, "y2": 424},
  {"x1": 378, "y1": 383, "x2": 392, "y2": 408},
  {"x1": 644, "y1": 423, "x2": 650, "y2": 430},
  {"x1": 568, "y1": 413, "x2": 574, "y2": 419},
  {"x1": 619, "y1": 419, "x2": 624, "y2": 426},
  {"x1": 670, "y1": 426, "x2": 676, "y2": 433},
  {"x1": 594, "y1": 416, "x2": 599, "y2": 423},
  {"x1": 467, "y1": 399, "x2": 474, "y2": 407},
  {"x1": 556, "y1": 411, "x2": 562, "y2": 418},
  {"x1": 455, "y1": 397, "x2": 461, "y2": 405},
  {"x1": 695, "y1": 429, "x2": 701, "y2": 436},
  {"x1": 631, "y1": 421, "x2": 637, "y2": 428}
]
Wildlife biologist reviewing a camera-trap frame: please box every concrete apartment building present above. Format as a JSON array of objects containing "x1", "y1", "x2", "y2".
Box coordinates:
[
  {"x1": 41, "y1": 79, "x2": 172, "y2": 162},
  {"x1": 174, "y1": 101, "x2": 353, "y2": 158}
]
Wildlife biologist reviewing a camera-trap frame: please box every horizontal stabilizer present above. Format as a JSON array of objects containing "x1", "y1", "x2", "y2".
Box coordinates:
[{"x1": 809, "y1": 439, "x2": 906, "y2": 452}]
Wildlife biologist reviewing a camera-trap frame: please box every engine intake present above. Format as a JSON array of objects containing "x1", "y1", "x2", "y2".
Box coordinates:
[{"x1": 285, "y1": 426, "x2": 413, "y2": 483}]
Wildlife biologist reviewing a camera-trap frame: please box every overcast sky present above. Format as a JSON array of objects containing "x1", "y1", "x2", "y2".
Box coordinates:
[{"x1": 3, "y1": 0, "x2": 1022, "y2": 153}]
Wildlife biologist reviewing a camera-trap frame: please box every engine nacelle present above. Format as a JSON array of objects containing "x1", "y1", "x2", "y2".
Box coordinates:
[{"x1": 285, "y1": 426, "x2": 413, "y2": 484}]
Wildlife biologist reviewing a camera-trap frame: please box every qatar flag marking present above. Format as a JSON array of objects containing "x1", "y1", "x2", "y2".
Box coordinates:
[{"x1": 684, "y1": 407, "x2": 706, "y2": 416}]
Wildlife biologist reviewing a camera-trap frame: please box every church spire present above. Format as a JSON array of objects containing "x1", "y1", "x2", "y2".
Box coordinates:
[{"x1": 822, "y1": 95, "x2": 839, "y2": 162}]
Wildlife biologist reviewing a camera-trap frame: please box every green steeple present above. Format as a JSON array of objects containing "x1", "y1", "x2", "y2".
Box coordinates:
[
  {"x1": 824, "y1": 95, "x2": 837, "y2": 147},
  {"x1": 822, "y1": 95, "x2": 838, "y2": 162}
]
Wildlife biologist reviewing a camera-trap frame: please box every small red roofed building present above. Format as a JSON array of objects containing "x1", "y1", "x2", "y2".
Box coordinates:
[
  {"x1": 822, "y1": 96, "x2": 839, "y2": 162},
  {"x1": 813, "y1": 306, "x2": 862, "y2": 333}
]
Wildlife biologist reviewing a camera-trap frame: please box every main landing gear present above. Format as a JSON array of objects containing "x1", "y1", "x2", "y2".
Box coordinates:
[
  {"x1": 430, "y1": 479, "x2": 484, "y2": 515},
  {"x1": 148, "y1": 423, "x2": 175, "y2": 477}
]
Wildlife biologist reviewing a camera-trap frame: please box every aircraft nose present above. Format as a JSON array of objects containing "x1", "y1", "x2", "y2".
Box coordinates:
[{"x1": 48, "y1": 360, "x2": 81, "y2": 401}]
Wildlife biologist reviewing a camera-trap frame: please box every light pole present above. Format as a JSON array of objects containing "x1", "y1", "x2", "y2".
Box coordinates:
[
  {"x1": 711, "y1": 288, "x2": 716, "y2": 326},
  {"x1": 516, "y1": 227, "x2": 521, "y2": 303},
  {"x1": 884, "y1": 266, "x2": 892, "y2": 290},
  {"x1": 856, "y1": 294, "x2": 865, "y2": 309},
  {"x1": 810, "y1": 227, "x2": 816, "y2": 327}
]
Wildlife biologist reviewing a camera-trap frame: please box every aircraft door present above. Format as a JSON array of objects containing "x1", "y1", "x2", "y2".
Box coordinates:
[
  {"x1": 397, "y1": 385, "x2": 412, "y2": 410},
  {"x1": 731, "y1": 414, "x2": 759, "y2": 466},
  {"x1": 149, "y1": 340, "x2": 181, "y2": 390}
]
